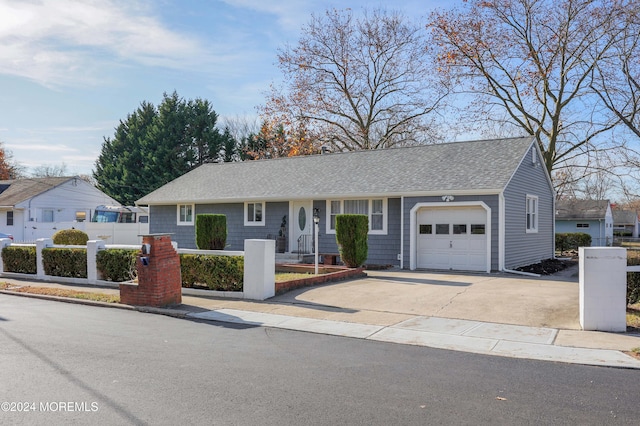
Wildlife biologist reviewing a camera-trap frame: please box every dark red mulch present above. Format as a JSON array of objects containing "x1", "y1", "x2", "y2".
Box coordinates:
[{"x1": 515, "y1": 258, "x2": 577, "y2": 275}]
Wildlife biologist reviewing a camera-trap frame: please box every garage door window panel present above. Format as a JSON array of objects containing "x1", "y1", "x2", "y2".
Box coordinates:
[
  {"x1": 471, "y1": 224, "x2": 485, "y2": 235},
  {"x1": 453, "y1": 224, "x2": 467, "y2": 235},
  {"x1": 436, "y1": 224, "x2": 449, "y2": 234}
]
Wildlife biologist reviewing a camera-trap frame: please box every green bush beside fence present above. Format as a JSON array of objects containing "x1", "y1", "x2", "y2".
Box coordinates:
[
  {"x1": 628, "y1": 250, "x2": 640, "y2": 305},
  {"x1": 52, "y1": 229, "x2": 89, "y2": 245},
  {"x1": 2, "y1": 246, "x2": 37, "y2": 274},
  {"x1": 556, "y1": 232, "x2": 592, "y2": 253},
  {"x1": 42, "y1": 248, "x2": 87, "y2": 278},
  {"x1": 96, "y1": 249, "x2": 138, "y2": 282},
  {"x1": 180, "y1": 254, "x2": 243, "y2": 291}
]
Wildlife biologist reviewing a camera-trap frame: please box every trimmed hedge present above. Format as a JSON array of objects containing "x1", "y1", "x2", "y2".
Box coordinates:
[
  {"x1": 43, "y1": 248, "x2": 87, "y2": 278},
  {"x1": 556, "y1": 232, "x2": 592, "y2": 253},
  {"x1": 335, "y1": 214, "x2": 369, "y2": 268},
  {"x1": 180, "y1": 254, "x2": 243, "y2": 291},
  {"x1": 628, "y1": 250, "x2": 640, "y2": 304},
  {"x1": 2, "y1": 246, "x2": 37, "y2": 274},
  {"x1": 52, "y1": 229, "x2": 89, "y2": 245},
  {"x1": 96, "y1": 249, "x2": 138, "y2": 282},
  {"x1": 195, "y1": 214, "x2": 227, "y2": 250}
]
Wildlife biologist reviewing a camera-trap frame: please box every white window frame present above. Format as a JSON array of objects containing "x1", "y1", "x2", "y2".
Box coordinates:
[
  {"x1": 42, "y1": 209, "x2": 54, "y2": 223},
  {"x1": 244, "y1": 202, "x2": 265, "y2": 226},
  {"x1": 325, "y1": 198, "x2": 388, "y2": 235},
  {"x1": 526, "y1": 195, "x2": 538, "y2": 233},
  {"x1": 177, "y1": 204, "x2": 194, "y2": 226}
]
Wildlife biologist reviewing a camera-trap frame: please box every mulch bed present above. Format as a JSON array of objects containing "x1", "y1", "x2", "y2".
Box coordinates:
[{"x1": 515, "y1": 258, "x2": 577, "y2": 275}]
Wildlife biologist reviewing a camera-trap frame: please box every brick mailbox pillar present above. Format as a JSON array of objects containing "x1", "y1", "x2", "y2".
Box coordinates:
[{"x1": 119, "y1": 234, "x2": 182, "y2": 307}]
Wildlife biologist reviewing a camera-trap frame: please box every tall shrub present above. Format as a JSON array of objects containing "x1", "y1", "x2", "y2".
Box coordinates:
[
  {"x1": 335, "y1": 214, "x2": 368, "y2": 268},
  {"x1": 195, "y1": 214, "x2": 227, "y2": 250}
]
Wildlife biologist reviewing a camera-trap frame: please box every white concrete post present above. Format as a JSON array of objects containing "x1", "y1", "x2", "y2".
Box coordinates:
[
  {"x1": 579, "y1": 247, "x2": 627, "y2": 332},
  {"x1": 243, "y1": 239, "x2": 275, "y2": 300},
  {"x1": 36, "y1": 238, "x2": 54, "y2": 280},
  {"x1": 0, "y1": 238, "x2": 12, "y2": 273},
  {"x1": 87, "y1": 240, "x2": 106, "y2": 284}
]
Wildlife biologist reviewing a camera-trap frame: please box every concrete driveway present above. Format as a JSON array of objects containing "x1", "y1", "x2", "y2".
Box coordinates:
[{"x1": 272, "y1": 267, "x2": 581, "y2": 330}]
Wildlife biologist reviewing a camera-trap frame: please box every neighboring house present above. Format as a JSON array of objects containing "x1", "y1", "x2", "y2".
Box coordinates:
[
  {"x1": 555, "y1": 199, "x2": 614, "y2": 246},
  {"x1": 613, "y1": 209, "x2": 639, "y2": 238},
  {"x1": 0, "y1": 177, "x2": 119, "y2": 242},
  {"x1": 137, "y1": 137, "x2": 555, "y2": 272}
]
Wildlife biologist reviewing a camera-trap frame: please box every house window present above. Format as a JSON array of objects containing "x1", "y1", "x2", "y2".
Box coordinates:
[
  {"x1": 577, "y1": 223, "x2": 590, "y2": 228},
  {"x1": 75, "y1": 211, "x2": 86, "y2": 222},
  {"x1": 6, "y1": 211, "x2": 13, "y2": 226},
  {"x1": 177, "y1": 204, "x2": 194, "y2": 226},
  {"x1": 42, "y1": 209, "x2": 54, "y2": 223},
  {"x1": 326, "y1": 199, "x2": 387, "y2": 234},
  {"x1": 245, "y1": 202, "x2": 265, "y2": 226},
  {"x1": 526, "y1": 195, "x2": 538, "y2": 233}
]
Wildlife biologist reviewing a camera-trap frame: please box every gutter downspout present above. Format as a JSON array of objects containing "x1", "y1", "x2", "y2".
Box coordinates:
[
  {"x1": 400, "y1": 196, "x2": 404, "y2": 269},
  {"x1": 502, "y1": 268, "x2": 540, "y2": 278}
]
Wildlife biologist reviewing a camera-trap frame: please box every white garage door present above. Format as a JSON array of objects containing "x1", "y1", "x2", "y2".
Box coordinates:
[{"x1": 416, "y1": 206, "x2": 488, "y2": 271}]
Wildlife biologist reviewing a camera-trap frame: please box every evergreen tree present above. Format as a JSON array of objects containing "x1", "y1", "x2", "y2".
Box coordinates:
[{"x1": 94, "y1": 92, "x2": 236, "y2": 205}]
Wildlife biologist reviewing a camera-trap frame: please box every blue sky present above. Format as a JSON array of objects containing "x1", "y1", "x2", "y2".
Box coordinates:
[{"x1": 0, "y1": 0, "x2": 446, "y2": 177}]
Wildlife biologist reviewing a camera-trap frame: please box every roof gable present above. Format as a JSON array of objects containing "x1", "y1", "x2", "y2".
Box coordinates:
[
  {"x1": 0, "y1": 177, "x2": 74, "y2": 207},
  {"x1": 137, "y1": 137, "x2": 536, "y2": 205}
]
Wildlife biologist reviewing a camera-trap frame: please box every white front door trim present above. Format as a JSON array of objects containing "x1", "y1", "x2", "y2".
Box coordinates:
[{"x1": 409, "y1": 201, "x2": 492, "y2": 273}]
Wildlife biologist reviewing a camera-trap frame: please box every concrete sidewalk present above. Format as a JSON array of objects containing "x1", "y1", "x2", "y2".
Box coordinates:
[{"x1": 2, "y1": 267, "x2": 640, "y2": 369}]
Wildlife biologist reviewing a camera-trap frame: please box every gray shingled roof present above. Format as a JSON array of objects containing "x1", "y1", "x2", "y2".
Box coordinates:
[
  {"x1": 137, "y1": 137, "x2": 536, "y2": 205},
  {"x1": 555, "y1": 199, "x2": 610, "y2": 220},
  {"x1": 0, "y1": 177, "x2": 73, "y2": 207},
  {"x1": 613, "y1": 210, "x2": 638, "y2": 225}
]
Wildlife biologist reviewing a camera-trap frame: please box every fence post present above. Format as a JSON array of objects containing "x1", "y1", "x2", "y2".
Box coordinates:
[
  {"x1": 87, "y1": 240, "x2": 106, "y2": 284},
  {"x1": 36, "y1": 238, "x2": 53, "y2": 280},
  {"x1": 243, "y1": 239, "x2": 275, "y2": 300},
  {"x1": 0, "y1": 238, "x2": 12, "y2": 273},
  {"x1": 579, "y1": 247, "x2": 627, "y2": 332}
]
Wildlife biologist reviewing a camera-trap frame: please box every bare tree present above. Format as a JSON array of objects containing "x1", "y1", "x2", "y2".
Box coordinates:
[
  {"x1": 30, "y1": 163, "x2": 69, "y2": 177},
  {"x1": 592, "y1": 11, "x2": 640, "y2": 138},
  {"x1": 427, "y1": 0, "x2": 636, "y2": 178},
  {"x1": 264, "y1": 8, "x2": 448, "y2": 152}
]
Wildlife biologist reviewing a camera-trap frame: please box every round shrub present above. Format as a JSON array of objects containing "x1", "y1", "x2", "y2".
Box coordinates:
[{"x1": 52, "y1": 229, "x2": 89, "y2": 245}]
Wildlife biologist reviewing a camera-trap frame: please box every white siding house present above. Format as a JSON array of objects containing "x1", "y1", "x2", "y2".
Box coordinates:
[{"x1": 0, "y1": 177, "x2": 119, "y2": 242}]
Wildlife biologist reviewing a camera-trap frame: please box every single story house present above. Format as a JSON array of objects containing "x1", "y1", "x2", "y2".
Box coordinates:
[
  {"x1": 555, "y1": 199, "x2": 613, "y2": 246},
  {"x1": 137, "y1": 136, "x2": 555, "y2": 272},
  {"x1": 0, "y1": 176, "x2": 119, "y2": 242},
  {"x1": 613, "y1": 209, "x2": 639, "y2": 238}
]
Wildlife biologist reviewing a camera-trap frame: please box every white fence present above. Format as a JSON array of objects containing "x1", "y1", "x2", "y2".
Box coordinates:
[
  {"x1": 19, "y1": 221, "x2": 149, "y2": 245},
  {"x1": 0, "y1": 238, "x2": 275, "y2": 301}
]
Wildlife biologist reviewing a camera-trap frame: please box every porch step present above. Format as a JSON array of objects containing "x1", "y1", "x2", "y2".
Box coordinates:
[{"x1": 275, "y1": 253, "x2": 302, "y2": 264}]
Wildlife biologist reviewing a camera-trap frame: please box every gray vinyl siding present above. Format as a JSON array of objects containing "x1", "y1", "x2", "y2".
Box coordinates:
[
  {"x1": 315, "y1": 198, "x2": 402, "y2": 266},
  {"x1": 503, "y1": 146, "x2": 555, "y2": 269},
  {"x1": 402, "y1": 195, "x2": 500, "y2": 271},
  {"x1": 149, "y1": 202, "x2": 288, "y2": 250}
]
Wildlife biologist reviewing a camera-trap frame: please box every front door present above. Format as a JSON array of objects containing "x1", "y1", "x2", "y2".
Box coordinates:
[{"x1": 291, "y1": 201, "x2": 313, "y2": 253}]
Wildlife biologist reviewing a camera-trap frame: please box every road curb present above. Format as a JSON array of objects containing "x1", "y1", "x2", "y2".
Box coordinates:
[{"x1": 0, "y1": 289, "x2": 189, "y2": 318}]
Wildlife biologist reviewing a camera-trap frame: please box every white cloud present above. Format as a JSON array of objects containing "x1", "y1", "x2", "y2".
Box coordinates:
[
  {"x1": 0, "y1": 0, "x2": 207, "y2": 87},
  {"x1": 6, "y1": 143, "x2": 76, "y2": 152},
  {"x1": 219, "y1": 0, "x2": 321, "y2": 31}
]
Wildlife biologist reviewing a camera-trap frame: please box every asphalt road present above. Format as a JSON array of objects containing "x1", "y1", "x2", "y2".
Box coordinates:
[{"x1": 1, "y1": 295, "x2": 639, "y2": 425}]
